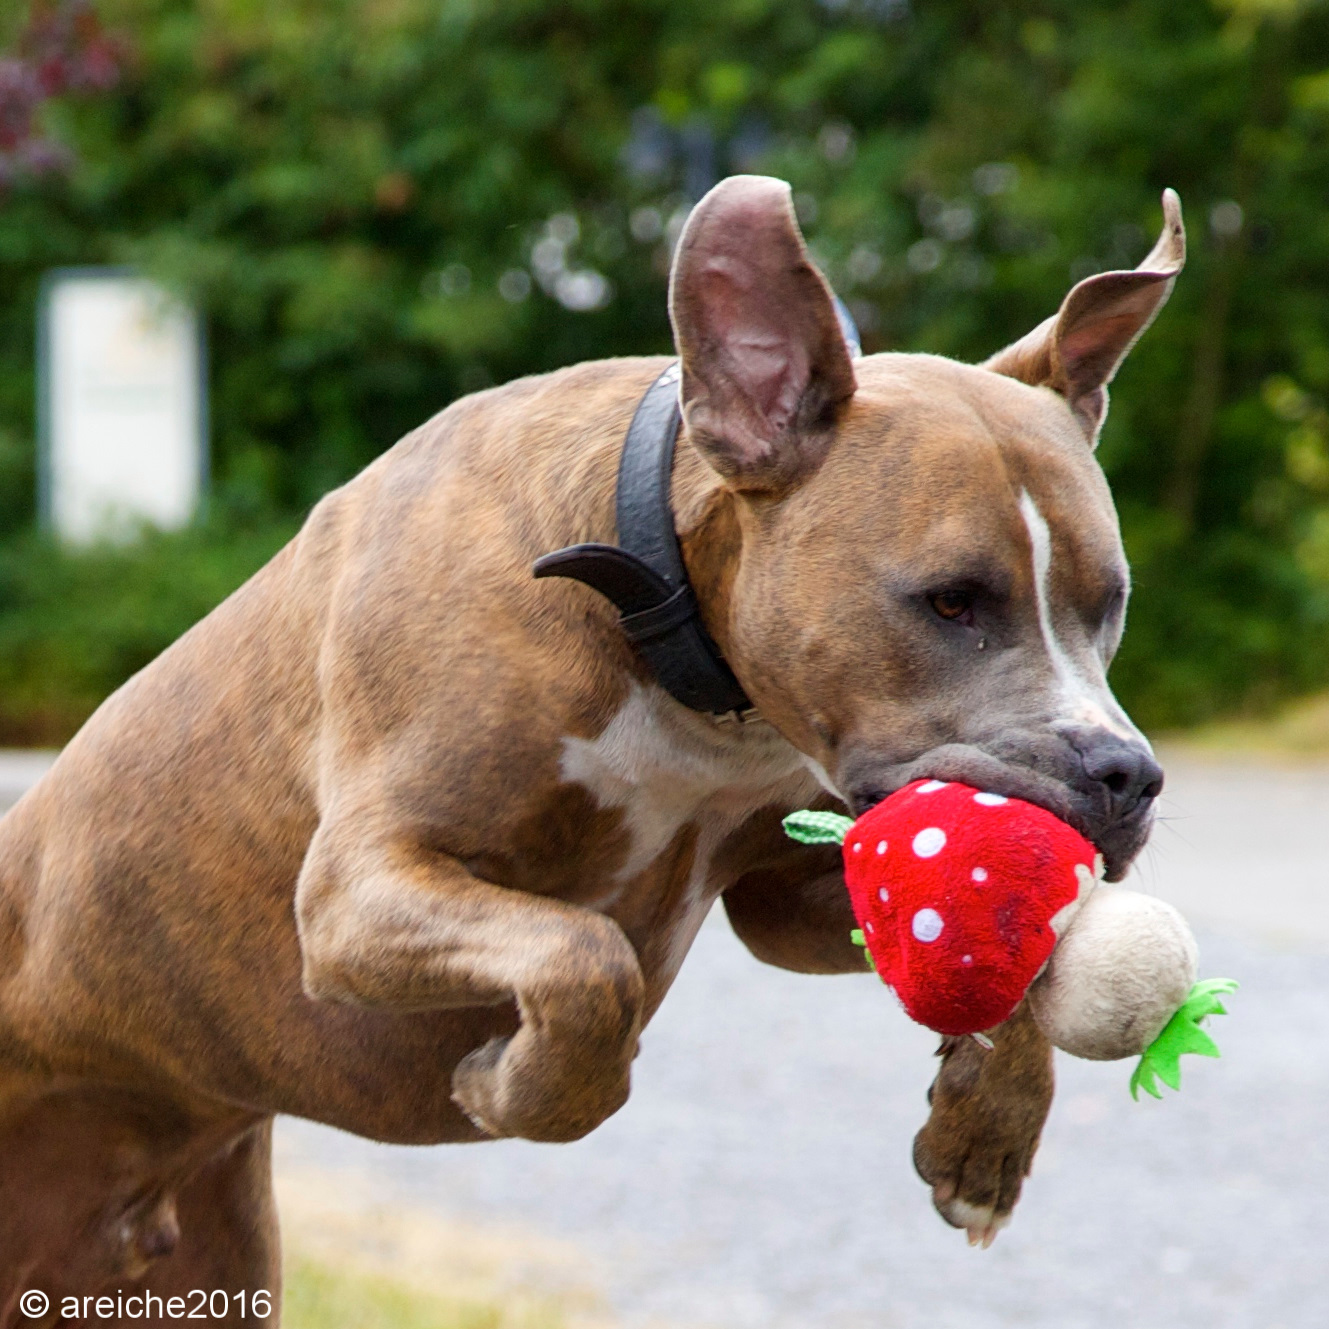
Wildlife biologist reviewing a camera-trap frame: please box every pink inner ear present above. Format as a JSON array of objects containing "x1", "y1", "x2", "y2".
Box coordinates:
[
  {"x1": 698, "y1": 259, "x2": 812, "y2": 430},
  {"x1": 722, "y1": 331, "x2": 809, "y2": 430},
  {"x1": 1059, "y1": 310, "x2": 1145, "y2": 390},
  {"x1": 691, "y1": 260, "x2": 813, "y2": 441},
  {"x1": 1060, "y1": 310, "x2": 1143, "y2": 365},
  {"x1": 1057, "y1": 273, "x2": 1175, "y2": 393},
  {"x1": 669, "y1": 175, "x2": 856, "y2": 486}
]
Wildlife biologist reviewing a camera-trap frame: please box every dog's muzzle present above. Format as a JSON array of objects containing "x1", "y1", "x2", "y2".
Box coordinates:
[{"x1": 841, "y1": 728, "x2": 1163, "y2": 882}]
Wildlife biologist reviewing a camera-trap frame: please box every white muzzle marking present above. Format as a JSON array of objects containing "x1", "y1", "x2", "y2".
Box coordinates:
[{"x1": 1018, "y1": 490, "x2": 1147, "y2": 747}]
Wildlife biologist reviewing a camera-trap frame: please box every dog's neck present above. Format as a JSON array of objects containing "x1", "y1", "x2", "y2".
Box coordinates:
[
  {"x1": 535, "y1": 367, "x2": 755, "y2": 718},
  {"x1": 673, "y1": 450, "x2": 743, "y2": 674}
]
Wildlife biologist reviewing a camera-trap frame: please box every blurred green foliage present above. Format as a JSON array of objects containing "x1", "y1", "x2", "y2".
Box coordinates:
[
  {"x1": 2, "y1": 0, "x2": 1329, "y2": 740},
  {"x1": 0, "y1": 516, "x2": 295, "y2": 741}
]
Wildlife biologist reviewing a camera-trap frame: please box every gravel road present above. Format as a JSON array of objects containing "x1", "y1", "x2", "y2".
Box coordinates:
[
  {"x1": 6, "y1": 749, "x2": 1327, "y2": 1327},
  {"x1": 277, "y1": 752, "x2": 1329, "y2": 1329}
]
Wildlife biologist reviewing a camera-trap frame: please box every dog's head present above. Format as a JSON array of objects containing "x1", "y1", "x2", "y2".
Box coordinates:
[{"x1": 670, "y1": 176, "x2": 1185, "y2": 880}]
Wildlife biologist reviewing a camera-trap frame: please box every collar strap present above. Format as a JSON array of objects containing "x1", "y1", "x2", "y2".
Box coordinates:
[{"x1": 534, "y1": 364, "x2": 755, "y2": 718}]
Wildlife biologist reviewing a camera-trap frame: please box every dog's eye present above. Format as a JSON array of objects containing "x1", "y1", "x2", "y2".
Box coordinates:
[{"x1": 929, "y1": 591, "x2": 973, "y2": 623}]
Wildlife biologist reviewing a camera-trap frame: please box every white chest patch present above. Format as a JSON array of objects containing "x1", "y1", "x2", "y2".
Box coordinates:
[{"x1": 560, "y1": 685, "x2": 823, "y2": 888}]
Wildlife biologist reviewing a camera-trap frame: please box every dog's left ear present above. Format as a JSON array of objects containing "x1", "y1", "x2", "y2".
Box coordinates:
[
  {"x1": 669, "y1": 175, "x2": 857, "y2": 492},
  {"x1": 983, "y1": 190, "x2": 1186, "y2": 446}
]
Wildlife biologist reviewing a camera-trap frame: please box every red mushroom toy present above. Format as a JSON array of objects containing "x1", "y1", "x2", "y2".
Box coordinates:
[{"x1": 786, "y1": 780, "x2": 1235, "y2": 1095}]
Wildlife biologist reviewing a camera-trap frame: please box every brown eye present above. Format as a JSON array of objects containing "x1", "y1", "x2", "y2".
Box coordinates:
[{"x1": 930, "y1": 590, "x2": 972, "y2": 622}]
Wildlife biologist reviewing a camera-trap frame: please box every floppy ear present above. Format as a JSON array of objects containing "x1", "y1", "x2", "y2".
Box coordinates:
[
  {"x1": 669, "y1": 175, "x2": 857, "y2": 491},
  {"x1": 983, "y1": 189, "x2": 1186, "y2": 445}
]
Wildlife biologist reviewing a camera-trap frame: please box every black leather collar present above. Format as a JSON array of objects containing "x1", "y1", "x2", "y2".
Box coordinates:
[
  {"x1": 532, "y1": 297, "x2": 859, "y2": 721},
  {"x1": 533, "y1": 363, "x2": 755, "y2": 718}
]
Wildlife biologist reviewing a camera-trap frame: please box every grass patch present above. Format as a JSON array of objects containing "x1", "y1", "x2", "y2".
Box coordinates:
[
  {"x1": 273, "y1": 1168, "x2": 601, "y2": 1329},
  {"x1": 284, "y1": 1251, "x2": 563, "y2": 1329},
  {"x1": 1164, "y1": 690, "x2": 1329, "y2": 760}
]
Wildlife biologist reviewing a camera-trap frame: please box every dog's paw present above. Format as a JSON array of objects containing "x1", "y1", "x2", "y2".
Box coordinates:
[
  {"x1": 451, "y1": 1036, "x2": 511, "y2": 1138},
  {"x1": 940, "y1": 1197, "x2": 1010, "y2": 1249},
  {"x1": 913, "y1": 1127, "x2": 1022, "y2": 1247},
  {"x1": 450, "y1": 1028, "x2": 633, "y2": 1144},
  {"x1": 912, "y1": 1009, "x2": 1054, "y2": 1246}
]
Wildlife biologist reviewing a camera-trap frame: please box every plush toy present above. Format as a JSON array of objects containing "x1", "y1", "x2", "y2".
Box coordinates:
[{"x1": 785, "y1": 780, "x2": 1235, "y2": 1097}]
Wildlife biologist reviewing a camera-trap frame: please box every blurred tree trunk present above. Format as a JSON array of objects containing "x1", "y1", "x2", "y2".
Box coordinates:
[
  {"x1": 1166, "y1": 229, "x2": 1243, "y2": 532},
  {"x1": 1165, "y1": 13, "x2": 1290, "y2": 533}
]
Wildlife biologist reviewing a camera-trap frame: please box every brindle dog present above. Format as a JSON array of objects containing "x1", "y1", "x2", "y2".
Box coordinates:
[{"x1": 0, "y1": 175, "x2": 1183, "y2": 1320}]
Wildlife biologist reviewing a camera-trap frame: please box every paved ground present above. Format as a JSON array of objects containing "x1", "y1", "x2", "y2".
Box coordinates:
[{"x1": 5, "y1": 749, "x2": 1327, "y2": 1327}]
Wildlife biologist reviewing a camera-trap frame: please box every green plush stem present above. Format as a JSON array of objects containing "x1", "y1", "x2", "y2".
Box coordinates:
[
  {"x1": 1130, "y1": 978, "x2": 1239, "y2": 1101},
  {"x1": 849, "y1": 928, "x2": 875, "y2": 972},
  {"x1": 782, "y1": 809, "x2": 854, "y2": 845}
]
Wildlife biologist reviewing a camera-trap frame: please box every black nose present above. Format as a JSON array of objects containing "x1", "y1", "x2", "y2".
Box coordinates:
[{"x1": 1079, "y1": 733, "x2": 1164, "y2": 819}]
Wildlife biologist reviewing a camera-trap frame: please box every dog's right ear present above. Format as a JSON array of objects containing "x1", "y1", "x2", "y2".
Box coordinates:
[
  {"x1": 669, "y1": 175, "x2": 856, "y2": 493},
  {"x1": 983, "y1": 190, "x2": 1186, "y2": 446}
]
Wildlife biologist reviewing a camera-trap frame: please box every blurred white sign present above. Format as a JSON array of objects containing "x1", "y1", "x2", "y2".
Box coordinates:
[{"x1": 39, "y1": 270, "x2": 206, "y2": 543}]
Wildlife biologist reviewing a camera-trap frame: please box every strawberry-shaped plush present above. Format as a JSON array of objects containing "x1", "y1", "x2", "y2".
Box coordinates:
[
  {"x1": 786, "y1": 781, "x2": 1236, "y2": 1096},
  {"x1": 789, "y1": 780, "x2": 1096, "y2": 1036}
]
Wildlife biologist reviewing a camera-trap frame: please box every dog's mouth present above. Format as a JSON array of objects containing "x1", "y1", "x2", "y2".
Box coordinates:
[{"x1": 841, "y1": 742, "x2": 1156, "y2": 882}]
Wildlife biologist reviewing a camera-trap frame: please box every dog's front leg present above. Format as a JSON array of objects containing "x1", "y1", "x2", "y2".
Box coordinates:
[
  {"x1": 911, "y1": 1000, "x2": 1054, "y2": 1246},
  {"x1": 724, "y1": 832, "x2": 1054, "y2": 1241},
  {"x1": 722, "y1": 832, "x2": 866, "y2": 974},
  {"x1": 295, "y1": 819, "x2": 645, "y2": 1143}
]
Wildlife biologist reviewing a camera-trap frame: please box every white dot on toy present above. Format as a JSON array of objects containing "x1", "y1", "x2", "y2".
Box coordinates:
[
  {"x1": 912, "y1": 908, "x2": 944, "y2": 942},
  {"x1": 878, "y1": 887, "x2": 888, "y2": 901},
  {"x1": 918, "y1": 780, "x2": 948, "y2": 793},
  {"x1": 876, "y1": 841, "x2": 887, "y2": 854},
  {"x1": 852, "y1": 842, "x2": 861, "y2": 853},
  {"x1": 974, "y1": 792, "x2": 1007, "y2": 806},
  {"x1": 913, "y1": 827, "x2": 946, "y2": 857},
  {"x1": 972, "y1": 866, "x2": 988, "y2": 883}
]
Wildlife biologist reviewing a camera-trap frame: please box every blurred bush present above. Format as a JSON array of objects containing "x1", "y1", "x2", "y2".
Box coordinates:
[
  {"x1": 0, "y1": 514, "x2": 294, "y2": 742},
  {"x1": 2, "y1": 0, "x2": 1329, "y2": 740}
]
